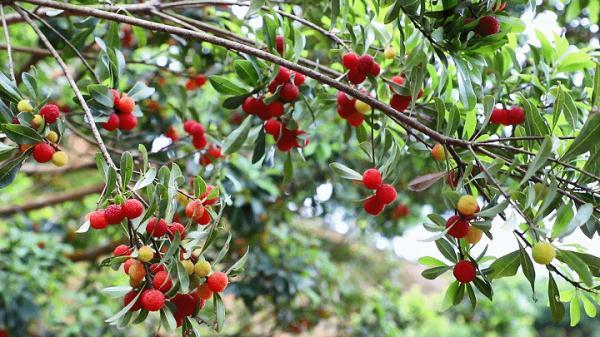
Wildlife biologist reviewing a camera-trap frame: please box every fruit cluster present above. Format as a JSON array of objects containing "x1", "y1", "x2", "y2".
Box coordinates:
[
  {"x1": 392, "y1": 203, "x2": 410, "y2": 219},
  {"x1": 341, "y1": 52, "x2": 380, "y2": 85},
  {"x1": 336, "y1": 91, "x2": 371, "y2": 127},
  {"x1": 89, "y1": 198, "x2": 145, "y2": 229},
  {"x1": 183, "y1": 119, "x2": 208, "y2": 150},
  {"x1": 102, "y1": 89, "x2": 138, "y2": 131},
  {"x1": 490, "y1": 106, "x2": 525, "y2": 126},
  {"x1": 183, "y1": 185, "x2": 219, "y2": 226},
  {"x1": 263, "y1": 119, "x2": 309, "y2": 152},
  {"x1": 185, "y1": 74, "x2": 207, "y2": 91},
  {"x1": 199, "y1": 144, "x2": 223, "y2": 166},
  {"x1": 361, "y1": 168, "x2": 398, "y2": 216},
  {"x1": 389, "y1": 75, "x2": 423, "y2": 113}
]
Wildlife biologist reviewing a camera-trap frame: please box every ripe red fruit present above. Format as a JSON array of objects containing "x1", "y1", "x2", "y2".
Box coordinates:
[
  {"x1": 445, "y1": 215, "x2": 470, "y2": 238},
  {"x1": 197, "y1": 283, "x2": 213, "y2": 300},
  {"x1": 123, "y1": 258, "x2": 135, "y2": 274},
  {"x1": 347, "y1": 68, "x2": 367, "y2": 84},
  {"x1": 183, "y1": 120, "x2": 205, "y2": 136},
  {"x1": 39, "y1": 104, "x2": 60, "y2": 124},
  {"x1": 119, "y1": 113, "x2": 137, "y2": 131},
  {"x1": 280, "y1": 83, "x2": 299, "y2": 102},
  {"x1": 242, "y1": 97, "x2": 261, "y2": 115},
  {"x1": 506, "y1": 107, "x2": 525, "y2": 125},
  {"x1": 201, "y1": 185, "x2": 219, "y2": 205},
  {"x1": 375, "y1": 184, "x2": 397, "y2": 204},
  {"x1": 89, "y1": 210, "x2": 108, "y2": 229},
  {"x1": 150, "y1": 263, "x2": 166, "y2": 273},
  {"x1": 342, "y1": 52, "x2": 358, "y2": 69},
  {"x1": 362, "y1": 168, "x2": 382, "y2": 189},
  {"x1": 146, "y1": 217, "x2": 168, "y2": 237},
  {"x1": 276, "y1": 67, "x2": 291, "y2": 82},
  {"x1": 118, "y1": 95, "x2": 135, "y2": 114},
  {"x1": 207, "y1": 271, "x2": 229, "y2": 292},
  {"x1": 152, "y1": 271, "x2": 173, "y2": 293},
  {"x1": 490, "y1": 108, "x2": 508, "y2": 125},
  {"x1": 390, "y1": 94, "x2": 411, "y2": 112},
  {"x1": 364, "y1": 195, "x2": 385, "y2": 216},
  {"x1": 369, "y1": 62, "x2": 381, "y2": 77},
  {"x1": 32, "y1": 143, "x2": 55, "y2": 163},
  {"x1": 104, "y1": 204, "x2": 125, "y2": 225},
  {"x1": 192, "y1": 134, "x2": 208, "y2": 149},
  {"x1": 113, "y1": 244, "x2": 131, "y2": 256},
  {"x1": 168, "y1": 222, "x2": 187, "y2": 239},
  {"x1": 123, "y1": 199, "x2": 144, "y2": 219},
  {"x1": 337, "y1": 92, "x2": 355, "y2": 109},
  {"x1": 196, "y1": 210, "x2": 211, "y2": 225},
  {"x1": 111, "y1": 89, "x2": 121, "y2": 107},
  {"x1": 186, "y1": 200, "x2": 205, "y2": 221},
  {"x1": 495, "y1": 2, "x2": 506, "y2": 11},
  {"x1": 453, "y1": 260, "x2": 477, "y2": 283},
  {"x1": 275, "y1": 35, "x2": 285, "y2": 54},
  {"x1": 346, "y1": 112, "x2": 364, "y2": 127},
  {"x1": 357, "y1": 54, "x2": 375, "y2": 74},
  {"x1": 476, "y1": 15, "x2": 500, "y2": 36},
  {"x1": 194, "y1": 74, "x2": 207, "y2": 87},
  {"x1": 166, "y1": 126, "x2": 179, "y2": 142},
  {"x1": 123, "y1": 290, "x2": 142, "y2": 311},
  {"x1": 268, "y1": 80, "x2": 280, "y2": 93},
  {"x1": 393, "y1": 203, "x2": 410, "y2": 218},
  {"x1": 102, "y1": 113, "x2": 120, "y2": 131},
  {"x1": 264, "y1": 119, "x2": 282, "y2": 137},
  {"x1": 141, "y1": 289, "x2": 165, "y2": 311},
  {"x1": 266, "y1": 101, "x2": 285, "y2": 118},
  {"x1": 390, "y1": 75, "x2": 405, "y2": 88},
  {"x1": 293, "y1": 72, "x2": 305, "y2": 86}
]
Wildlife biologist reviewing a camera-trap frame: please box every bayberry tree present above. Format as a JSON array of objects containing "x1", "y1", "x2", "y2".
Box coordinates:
[{"x1": 0, "y1": 0, "x2": 599, "y2": 335}]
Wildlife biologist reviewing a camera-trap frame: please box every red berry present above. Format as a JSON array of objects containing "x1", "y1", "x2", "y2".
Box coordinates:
[
  {"x1": 89, "y1": 210, "x2": 108, "y2": 229},
  {"x1": 166, "y1": 126, "x2": 179, "y2": 142},
  {"x1": 506, "y1": 107, "x2": 525, "y2": 125},
  {"x1": 393, "y1": 203, "x2": 410, "y2": 218},
  {"x1": 363, "y1": 195, "x2": 385, "y2": 216},
  {"x1": 347, "y1": 68, "x2": 367, "y2": 84},
  {"x1": 346, "y1": 112, "x2": 364, "y2": 127},
  {"x1": 207, "y1": 144, "x2": 222, "y2": 159},
  {"x1": 280, "y1": 83, "x2": 299, "y2": 102},
  {"x1": 192, "y1": 134, "x2": 207, "y2": 149},
  {"x1": 264, "y1": 119, "x2": 282, "y2": 137},
  {"x1": 276, "y1": 67, "x2": 291, "y2": 82},
  {"x1": 141, "y1": 289, "x2": 165, "y2": 311},
  {"x1": 111, "y1": 89, "x2": 121, "y2": 107},
  {"x1": 337, "y1": 92, "x2": 355, "y2": 109},
  {"x1": 39, "y1": 104, "x2": 60, "y2": 124},
  {"x1": 146, "y1": 217, "x2": 168, "y2": 237},
  {"x1": 172, "y1": 293, "x2": 197, "y2": 319},
  {"x1": 268, "y1": 80, "x2": 280, "y2": 93},
  {"x1": 185, "y1": 200, "x2": 205, "y2": 222},
  {"x1": 375, "y1": 184, "x2": 397, "y2": 204},
  {"x1": 266, "y1": 101, "x2": 285, "y2": 118},
  {"x1": 113, "y1": 244, "x2": 131, "y2": 256},
  {"x1": 196, "y1": 210, "x2": 211, "y2": 225},
  {"x1": 102, "y1": 113, "x2": 120, "y2": 131},
  {"x1": 123, "y1": 258, "x2": 135, "y2": 274},
  {"x1": 390, "y1": 75, "x2": 405, "y2": 88},
  {"x1": 198, "y1": 283, "x2": 213, "y2": 300},
  {"x1": 490, "y1": 108, "x2": 508, "y2": 125},
  {"x1": 276, "y1": 127, "x2": 299, "y2": 152},
  {"x1": 194, "y1": 74, "x2": 207, "y2": 87},
  {"x1": 207, "y1": 271, "x2": 229, "y2": 292},
  {"x1": 168, "y1": 222, "x2": 187, "y2": 239},
  {"x1": 119, "y1": 113, "x2": 137, "y2": 131},
  {"x1": 118, "y1": 95, "x2": 135, "y2": 114},
  {"x1": 293, "y1": 72, "x2": 305, "y2": 86},
  {"x1": 242, "y1": 97, "x2": 261, "y2": 115},
  {"x1": 183, "y1": 120, "x2": 199, "y2": 134},
  {"x1": 152, "y1": 271, "x2": 173, "y2": 293},
  {"x1": 150, "y1": 263, "x2": 166, "y2": 273},
  {"x1": 445, "y1": 215, "x2": 470, "y2": 238},
  {"x1": 123, "y1": 290, "x2": 142, "y2": 311},
  {"x1": 123, "y1": 199, "x2": 144, "y2": 219},
  {"x1": 476, "y1": 16, "x2": 500, "y2": 36},
  {"x1": 275, "y1": 35, "x2": 285, "y2": 54},
  {"x1": 453, "y1": 260, "x2": 477, "y2": 283},
  {"x1": 342, "y1": 52, "x2": 358, "y2": 69},
  {"x1": 357, "y1": 54, "x2": 375, "y2": 74},
  {"x1": 104, "y1": 204, "x2": 125, "y2": 225},
  {"x1": 362, "y1": 168, "x2": 382, "y2": 189},
  {"x1": 390, "y1": 94, "x2": 411, "y2": 112},
  {"x1": 32, "y1": 143, "x2": 55, "y2": 163},
  {"x1": 369, "y1": 62, "x2": 381, "y2": 77}
]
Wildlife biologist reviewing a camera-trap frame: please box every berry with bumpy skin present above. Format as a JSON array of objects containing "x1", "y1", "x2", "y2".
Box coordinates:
[
  {"x1": 357, "y1": 54, "x2": 375, "y2": 74},
  {"x1": 128, "y1": 260, "x2": 146, "y2": 281},
  {"x1": 280, "y1": 83, "x2": 299, "y2": 102},
  {"x1": 104, "y1": 204, "x2": 125, "y2": 225},
  {"x1": 390, "y1": 94, "x2": 411, "y2": 112},
  {"x1": 150, "y1": 263, "x2": 166, "y2": 274},
  {"x1": 152, "y1": 271, "x2": 173, "y2": 292},
  {"x1": 30, "y1": 114, "x2": 43, "y2": 128},
  {"x1": 242, "y1": 97, "x2": 261, "y2": 115},
  {"x1": 172, "y1": 293, "x2": 197, "y2": 319},
  {"x1": 346, "y1": 112, "x2": 364, "y2": 127},
  {"x1": 89, "y1": 210, "x2": 108, "y2": 229},
  {"x1": 138, "y1": 245, "x2": 154, "y2": 262},
  {"x1": 465, "y1": 226, "x2": 483, "y2": 244},
  {"x1": 192, "y1": 134, "x2": 207, "y2": 149},
  {"x1": 431, "y1": 143, "x2": 446, "y2": 161},
  {"x1": 102, "y1": 113, "x2": 120, "y2": 131},
  {"x1": 490, "y1": 108, "x2": 508, "y2": 125},
  {"x1": 183, "y1": 120, "x2": 199, "y2": 134},
  {"x1": 33, "y1": 143, "x2": 55, "y2": 163},
  {"x1": 347, "y1": 68, "x2": 367, "y2": 84},
  {"x1": 393, "y1": 203, "x2": 410, "y2": 218},
  {"x1": 264, "y1": 119, "x2": 282, "y2": 137},
  {"x1": 457, "y1": 195, "x2": 478, "y2": 217},
  {"x1": 196, "y1": 211, "x2": 211, "y2": 226},
  {"x1": 113, "y1": 244, "x2": 131, "y2": 256},
  {"x1": 362, "y1": 168, "x2": 382, "y2": 189},
  {"x1": 476, "y1": 16, "x2": 500, "y2": 36},
  {"x1": 18, "y1": 99, "x2": 34, "y2": 113},
  {"x1": 207, "y1": 271, "x2": 229, "y2": 292},
  {"x1": 275, "y1": 35, "x2": 285, "y2": 54},
  {"x1": 111, "y1": 89, "x2": 121, "y2": 107},
  {"x1": 293, "y1": 72, "x2": 305, "y2": 86},
  {"x1": 194, "y1": 74, "x2": 207, "y2": 87},
  {"x1": 197, "y1": 282, "x2": 213, "y2": 300},
  {"x1": 363, "y1": 195, "x2": 385, "y2": 216},
  {"x1": 532, "y1": 242, "x2": 556, "y2": 265},
  {"x1": 369, "y1": 62, "x2": 381, "y2": 77},
  {"x1": 185, "y1": 200, "x2": 205, "y2": 222},
  {"x1": 39, "y1": 104, "x2": 60, "y2": 124},
  {"x1": 342, "y1": 52, "x2": 358, "y2": 69},
  {"x1": 146, "y1": 217, "x2": 168, "y2": 237},
  {"x1": 337, "y1": 92, "x2": 355, "y2": 109},
  {"x1": 445, "y1": 215, "x2": 470, "y2": 238},
  {"x1": 506, "y1": 107, "x2": 525, "y2": 125},
  {"x1": 375, "y1": 184, "x2": 397, "y2": 204},
  {"x1": 266, "y1": 101, "x2": 285, "y2": 118},
  {"x1": 390, "y1": 75, "x2": 405, "y2": 88},
  {"x1": 119, "y1": 113, "x2": 137, "y2": 131},
  {"x1": 168, "y1": 222, "x2": 187, "y2": 239},
  {"x1": 46, "y1": 131, "x2": 59, "y2": 143},
  {"x1": 384, "y1": 46, "x2": 397, "y2": 59},
  {"x1": 453, "y1": 260, "x2": 477, "y2": 283},
  {"x1": 354, "y1": 100, "x2": 371, "y2": 114},
  {"x1": 166, "y1": 126, "x2": 179, "y2": 142},
  {"x1": 194, "y1": 259, "x2": 212, "y2": 277},
  {"x1": 141, "y1": 289, "x2": 165, "y2": 311},
  {"x1": 188, "y1": 121, "x2": 205, "y2": 136},
  {"x1": 123, "y1": 199, "x2": 144, "y2": 219},
  {"x1": 117, "y1": 95, "x2": 135, "y2": 114},
  {"x1": 275, "y1": 67, "x2": 291, "y2": 82},
  {"x1": 51, "y1": 151, "x2": 68, "y2": 167},
  {"x1": 123, "y1": 290, "x2": 142, "y2": 311},
  {"x1": 181, "y1": 260, "x2": 195, "y2": 275}
]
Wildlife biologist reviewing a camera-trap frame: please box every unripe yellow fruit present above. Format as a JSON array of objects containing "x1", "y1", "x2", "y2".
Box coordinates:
[
  {"x1": 431, "y1": 143, "x2": 446, "y2": 161},
  {"x1": 176, "y1": 193, "x2": 189, "y2": 206},
  {"x1": 464, "y1": 227, "x2": 483, "y2": 244},
  {"x1": 181, "y1": 260, "x2": 194, "y2": 275},
  {"x1": 30, "y1": 114, "x2": 44, "y2": 128},
  {"x1": 46, "y1": 131, "x2": 59, "y2": 143},
  {"x1": 532, "y1": 242, "x2": 556, "y2": 265},
  {"x1": 129, "y1": 277, "x2": 143, "y2": 288},
  {"x1": 51, "y1": 151, "x2": 68, "y2": 167},
  {"x1": 194, "y1": 259, "x2": 212, "y2": 277},
  {"x1": 383, "y1": 46, "x2": 397, "y2": 59},
  {"x1": 128, "y1": 262, "x2": 146, "y2": 281},
  {"x1": 354, "y1": 100, "x2": 371, "y2": 114},
  {"x1": 17, "y1": 99, "x2": 34, "y2": 113},
  {"x1": 138, "y1": 245, "x2": 154, "y2": 262},
  {"x1": 457, "y1": 195, "x2": 478, "y2": 217}
]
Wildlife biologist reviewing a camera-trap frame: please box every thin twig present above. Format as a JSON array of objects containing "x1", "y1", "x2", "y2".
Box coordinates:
[{"x1": 0, "y1": 5, "x2": 16, "y2": 82}]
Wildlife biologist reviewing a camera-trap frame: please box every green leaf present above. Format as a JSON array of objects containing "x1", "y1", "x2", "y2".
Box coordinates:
[
  {"x1": 421, "y1": 266, "x2": 451, "y2": 280},
  {"x1": 556, "y1": 203, "x2": 593, "y2": 239},
  {"x1": 487, "y1": 250, "x2": 520, "y2": 279},
  {"x1": 562, "y1": 113, "x2": 600, "y2": 160},
  {"x1": 208, "y1": 76, "x2": 247, "y2": 96},
  {"x1": 133, "y1": 167, "x2": 156, "y2": 190},
  {"x1": 435, "y1": 238, "x2": 457, "y2": 263},
  {"x1": 407, "y1": 171, "x2": 447, "y2": 192},
  {"x1": 283, "y1": 152, "x2": 293, "y2": 184},
  {"x1": 0, "y1": 153, "x2": 26, "y2": 189},
  {"x1": 234, "y1": 60, "x2": 260, "y2": 86},
  {"x1": 88, "y1": 84, "x2": 114, "y2": 108},
  {"x1": 473, "y1": 277, "x2": 493, "y2": 300},
  {"x1": 551, "y1": 202, "x2": 574, "y2": 239},
  {"x1": 570, "y1": 295, "x2": 581, "y2": 326},
  {"x1": 0, "y1": 72, "x2": 21, "y2": 101},
  {"x1": 441, "y1": 281, "x2": 459, "y2": 310},
  {"x1": 557, "y1": 250, "x2": 594, "y2": 287},
  {"x1": 581, "y1": 293, "x2": 597, "y2": 318},
  {"x1": 0, "y1": 124, "x2": 43, "y2": 144},
  {"x1": 329, "y1": 162, "x2": 362, "y2": 180},
  {"x1": 127, "y1": 82, "x2": 155, "y2": 101},
  {"x1": 384, "y1": 0, "x2": 403, "y2": 24},
  {"x1": 418, "y1": 256, "x2": 448, "y2": 267},
  {"x1": 226, "y1": 247, "x2": 249, "y2": 276},
  {"x1": 222, "y1": 116, "x2": 252, "y2": 154},
  {"x1": 519, "y1": 136, "x2": 552, "y2": 186},
  {"x1": 518, "y1": 241, "x2": 536, "y2": 298},
  {"x1": 548, "y1": 274, "x2": 565, "y2": 323},
  {"x1": 120, "y1": 152, "x2": 134, "y2": 187},
  {"x1": 214, "y1": 292, "x2": 225, "y2": 331},
  {"x1": 176, "y1": 259, "x2": 190, "y2": 293}
]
